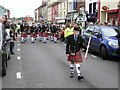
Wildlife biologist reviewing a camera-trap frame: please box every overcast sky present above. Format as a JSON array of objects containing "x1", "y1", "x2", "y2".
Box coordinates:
[{"x1": 0, "y1": 0, "x2": 42, "y2": 18}]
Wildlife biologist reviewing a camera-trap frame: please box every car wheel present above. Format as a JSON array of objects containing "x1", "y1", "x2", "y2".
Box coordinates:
[{"x1": 101, "y1": 46, "x2": 108, "y2": 60}]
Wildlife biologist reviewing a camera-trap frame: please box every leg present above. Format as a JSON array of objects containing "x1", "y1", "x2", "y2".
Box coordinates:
[
  {"x1": 75, "y1": 63, "x2": 84, "y2": 80},
  {"x1": 69, "y1": 61, "x2": 74, "y2": 78}
]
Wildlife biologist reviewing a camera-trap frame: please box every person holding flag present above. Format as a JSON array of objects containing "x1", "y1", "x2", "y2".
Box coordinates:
[{"x1": 66, "y1": 26, "x2": 84, "y2": 80}]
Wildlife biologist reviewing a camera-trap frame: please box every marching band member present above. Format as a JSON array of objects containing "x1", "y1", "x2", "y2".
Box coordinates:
[{"x1": 66, "y1": 26, "x2": 84, "y2": 80}]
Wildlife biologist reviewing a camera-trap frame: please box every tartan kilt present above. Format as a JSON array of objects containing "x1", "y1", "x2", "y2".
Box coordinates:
[
  {"x1": 43, "y1": 32, "x2": 48, "y2": 37},
  {"x1": 24, "y1": 32, "x2": 28, "y2": 38},
  {"x1": 30, "y1": 33, "x2": 36, "y2": 38},
  {"x1": 54, "y1": 33, "x2": 58, "y2": 38},
  {"x1": 67, "y1": 51, "x2": 82, "y2": 63},
  {"x1": 39, "y1": 32, "x2": 43, "y2": 36},
  {"x1": 21, "y1": 33, "x2": 26, "y2": 38},
  {"x1": 34, "y1": 33, "x2": 37, "y2": 37},
  {"x1": 50, "y1": 32, "x2": 54, "y2": 36}
]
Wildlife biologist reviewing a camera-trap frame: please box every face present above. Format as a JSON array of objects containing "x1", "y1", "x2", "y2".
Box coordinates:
[{"x1": 74, "y1": 30, "x2": 79, "y2": 35}]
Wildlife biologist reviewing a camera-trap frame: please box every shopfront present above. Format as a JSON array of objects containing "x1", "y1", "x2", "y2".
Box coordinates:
[{"x1": 107, "y1": 9, "x2": 118, "y2": 26}]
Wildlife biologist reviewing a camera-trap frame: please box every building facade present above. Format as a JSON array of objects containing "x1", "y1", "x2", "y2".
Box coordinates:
[
  {"x1": 98, "y1": 0, "x2": 120, "y2": 25},
  {"x1": 34, "y1": 0, "x2": 47, "y2": 22},
  {"x1": 57, "y1": 1, "x2": 67, "y2": 24},
  {"x1": 85, "y1": 0, "x2": 98, "y2": 23},
  {"x1": 47, "y1": 7, "x2": 52, "y2": 22},
  {"x1": 0, "y1": 5, "x2": 10, "y2": 20}
]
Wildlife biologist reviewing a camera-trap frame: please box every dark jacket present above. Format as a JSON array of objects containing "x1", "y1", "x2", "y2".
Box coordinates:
[
  {"x1": 66, "y1": 34, "x2": 83, "y2": 54},
  {"x1": 41, "y1": 25, "x2": 47, "y2": 32}
]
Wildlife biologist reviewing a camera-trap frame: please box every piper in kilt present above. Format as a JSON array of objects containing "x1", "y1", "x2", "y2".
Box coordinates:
[{"x1": 66, "y1": 26, "x2": 84, "y2": 80}]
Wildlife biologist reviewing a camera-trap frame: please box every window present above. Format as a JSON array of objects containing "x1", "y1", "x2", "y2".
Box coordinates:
[
  {"x1": 85, "y1": 26, "x2": 94, "y2": 34},
  {"x1": 93, "y1": 2, "x2": 96, "y2": 14},
  {"x1": 102, "y1": 27, "x2": 117, "y2": 37},
  {"x1": 89, "y1": 3, "x2": 92, "y2": 14},
  {"x1": 93, "y1": 27, "x2": 100, "y2": 34}
]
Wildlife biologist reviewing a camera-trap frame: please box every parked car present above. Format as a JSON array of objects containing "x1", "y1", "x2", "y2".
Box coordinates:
[
  {"x1": 109, "y1": 26, "x2": 120, "y2": 33},
  {"x1": 82, "y1": 25, "x2": 119, "y2": 59},
  {"x1": 0, "y1": 22, "x2": 11, "y2": 76}
]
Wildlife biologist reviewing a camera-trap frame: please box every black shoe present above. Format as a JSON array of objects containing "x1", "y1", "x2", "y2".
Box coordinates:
[
  {"x1": 70, "y1": 73, "x2": 74, "y2": 78},
  {"x1": 78, "y1": 76, "x2": 84, "y2": 80}
]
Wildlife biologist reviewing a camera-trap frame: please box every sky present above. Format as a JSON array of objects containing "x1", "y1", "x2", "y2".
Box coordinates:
[{"x1": 0, "y1": 0, "x2": 42, "y2": 18}]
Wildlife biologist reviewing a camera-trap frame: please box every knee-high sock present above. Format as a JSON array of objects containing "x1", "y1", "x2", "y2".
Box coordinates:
[
  {"x1": 70, "y1": 64, "x2": 74, "y2": 73},
  {"x1": 75, "y1": 63, "x2": 81, "y2": 76}
]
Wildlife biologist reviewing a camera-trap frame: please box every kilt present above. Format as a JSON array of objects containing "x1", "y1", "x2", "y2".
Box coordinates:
[
  {"x1": 21, "y1": 33, "x2": 26, "y2": 38},
  {"x1": 67, "y1": 51, "x2": 82, "y2": 63},
  {"x1": 24, "y1": 32, "x2": 28, "y2": 38},
  {"x1": 54, "y1": 33, "x2": 58, "y2": 38},
  {"x1": 50, "y1": 32, "x2": 54, "y2": 36},
  {"x1": 30, "y1": 33, "x2": 36, "y2": 38},
  {"x1": 34, "y1": 33, "x2": 37, "y2": 37},
  {"x1": 43, "y1": 32, "x2": 48, "y2": 37},
  {"x1": 39, "y1": 32, "x2": 43, "y2": 36}
]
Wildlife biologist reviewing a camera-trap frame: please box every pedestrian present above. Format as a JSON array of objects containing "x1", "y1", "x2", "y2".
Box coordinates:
[
  {"x1": 41, "y1": 23, "x2": 47, "y2": 43},
  {"x1": 66, "y1": 26, "x2": 84, "y2": 80},
  {"x1": 60, "y1": 25, "x2": 65, "y2": 42},
  {"x1": 64, "y1": 23, "x2": 74, "y2": 44},
  {"x1": 9, "y1": 26, "x2": 15, "y2": 54}
]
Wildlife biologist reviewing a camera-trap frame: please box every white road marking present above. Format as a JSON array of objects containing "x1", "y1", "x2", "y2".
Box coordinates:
[
  {"x1": 91, "y1": 55, "x2": 97, "y2": 59},
  {"x1": 18, "y1": 44, "x2": 20, "y2": 46},
  {"x1": 17, "y1": 56, "x2": 21, "y2": 60},
  {"x1": 16, "y1": 72, "x2": 22, "y2": 79},
  {"x1": 17, "y1": 49, "x2": 20, "y2": 51},
  {"x1": 38, "y1": 83, "x2": 42, "y2": 86},
  {"x1": 18, "y1": 41, "x2": 20, "y2": 42}
]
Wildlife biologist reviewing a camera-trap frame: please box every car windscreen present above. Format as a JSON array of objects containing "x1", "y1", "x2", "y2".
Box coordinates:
[{"x1": 102, "y1": 27, "x2": 117, "y2": 37}]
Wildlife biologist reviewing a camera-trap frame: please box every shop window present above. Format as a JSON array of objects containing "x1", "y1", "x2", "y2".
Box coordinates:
[{"x1": 89, "y1": 3, "x2": 92, "y2": 14}]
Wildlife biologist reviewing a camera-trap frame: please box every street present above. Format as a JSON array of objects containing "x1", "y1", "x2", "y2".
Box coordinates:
[{"x1": 2, "y1": 36, "x2": 118, "y2": 88}]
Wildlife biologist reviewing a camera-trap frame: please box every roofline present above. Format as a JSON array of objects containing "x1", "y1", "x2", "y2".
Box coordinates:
[{"x1": 35, "y1": 3, "x2": 47, "y2": 10}]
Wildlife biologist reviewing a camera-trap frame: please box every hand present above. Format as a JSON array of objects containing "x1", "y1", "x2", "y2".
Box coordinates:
[{"x1": 66, "y1": 54, "x2": 70, "y2": 57}]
